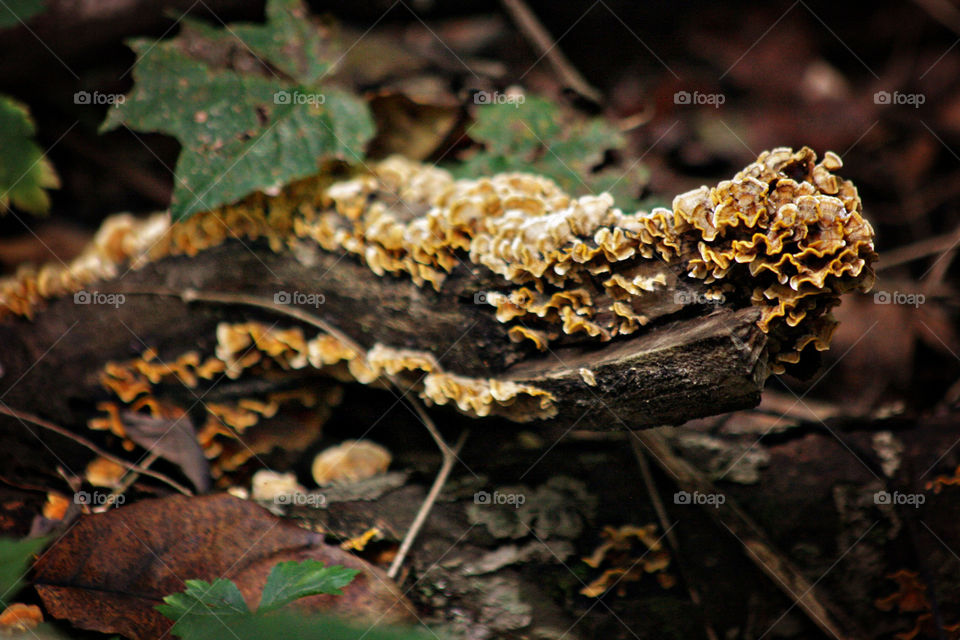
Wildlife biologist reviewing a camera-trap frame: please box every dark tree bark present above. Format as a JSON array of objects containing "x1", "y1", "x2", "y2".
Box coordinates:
[{"x1": 0, "y1": 237, "x2": 768, "y2": 432}]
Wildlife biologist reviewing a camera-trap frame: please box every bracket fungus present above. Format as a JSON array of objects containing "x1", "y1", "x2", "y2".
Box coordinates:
[{"x1": 0, "y1": 147, "x2": 876, "y2": 443}]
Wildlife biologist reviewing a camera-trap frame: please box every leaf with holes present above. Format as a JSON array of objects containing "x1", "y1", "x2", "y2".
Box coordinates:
[{"x1": 101, "y1": 0, "x2": 374, "y2": 220}]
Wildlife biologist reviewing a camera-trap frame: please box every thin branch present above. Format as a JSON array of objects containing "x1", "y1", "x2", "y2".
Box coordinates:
[
  {"x1": 877, "y1": 226, "x2": 960, "y2": 271},
  {"x1": 632, "y1": 428, "x2": 865, "y2": 640},
  {"x1": 101, "y1": 451, "x2": 161, "y2": 512},
  {"x1": 389, "y1": 429, "x2": 469, "y2": 579},
  {"x1": 0, "y1": 404, "x2": 193, "y2": 496},
  {"x1": 912, "y1": 0, "x2": 960, "y2": 35},
  {"x1": 500, "y1": 0, "x2": 603, "y2": 103}
]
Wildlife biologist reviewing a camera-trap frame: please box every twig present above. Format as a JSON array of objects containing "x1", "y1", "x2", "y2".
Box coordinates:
[
  {"x1": 877, "y1": 226, "x2": 960, "y2": 272},
  {"x1": 630, "y1": 435, "x2": 719, "y2": 640},
  {"x1": 632, "y1": 427, "x2": 865, "y2": 640},
  {"x1": 911, "y1": 0, "x2": 960, "y2": 35},
  {"x1": 0, "y1": 403, "x2": 193, "y2": 496},
  {"x1": 101, "y1": 451, "x2": 161, "y2": 512},
  {"x1": 499, "y1": 0, "x2": 603, "y2": 104},
  {"x1": 389, "y1": 429, "x2": 468, "y2": 579}
]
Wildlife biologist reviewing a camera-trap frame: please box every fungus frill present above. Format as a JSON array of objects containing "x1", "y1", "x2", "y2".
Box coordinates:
[
  {"x1": 296, "y1": 146, "x2": 874, "y2": 371},
  {"x1": 0, "y1": 147, "x2": 876, "y2": 382}
]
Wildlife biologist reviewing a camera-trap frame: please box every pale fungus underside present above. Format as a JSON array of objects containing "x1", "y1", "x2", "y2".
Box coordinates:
[{"x1": 0, "y1": 147, "x2": 876, "y2": 463}]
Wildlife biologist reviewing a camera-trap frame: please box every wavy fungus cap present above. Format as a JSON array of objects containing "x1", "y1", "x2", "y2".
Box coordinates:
[
  {"x1": 665, "y1": 147, "x2": 877, "y2": 371},
  {"x1": 0, "y1": 146, "x2": 876, "y2": 376}
]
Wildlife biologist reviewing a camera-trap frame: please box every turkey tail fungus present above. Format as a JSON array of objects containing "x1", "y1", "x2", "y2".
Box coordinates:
[{"x1": 0, "y1": 147, "x2": 876, "y2": 437}]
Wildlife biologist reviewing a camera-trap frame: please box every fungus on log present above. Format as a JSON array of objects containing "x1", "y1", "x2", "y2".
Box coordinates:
[{"x1": 0, "y1": 148, "x2": 876, "y2": 454}]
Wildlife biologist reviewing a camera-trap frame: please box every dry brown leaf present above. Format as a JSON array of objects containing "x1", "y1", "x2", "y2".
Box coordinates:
[{"x1": 33, "y1": 493, "x2": 412, "y2": 640}]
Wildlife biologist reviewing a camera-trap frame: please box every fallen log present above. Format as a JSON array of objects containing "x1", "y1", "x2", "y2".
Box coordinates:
[{"x1": 0, "y1": 147, "x2": 876, "y2": 467}]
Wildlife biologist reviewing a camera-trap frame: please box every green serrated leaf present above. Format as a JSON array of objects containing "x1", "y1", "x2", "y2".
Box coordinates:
[
  {"x1": 454, "y1": 95, "x2": 644, "y2": 210},
  {"x1": 0, "y1": 0, "x2": 47, "y2": 29},
  {"x1": 0, "y1": 536, "x2": 50, "y2": 603},
  {"x1": 227, "y1": 0, "x2": 332, "y2": 84},
  {"x1": 0, "y1": 95, "x2": 59, "y2": 215},
  {"x1": 158, "y1": 578, "x2": 250, "y2": 617},
  {"x1": 258, "y1": 561, "x2": 359, "y2": 612},
  {"x1": 158, "y1": 562, "x2": 423, "y2": 640},
  {"x1": 157, "y1": 578, "x2": 250, "y2": 637},
  {"x1": 169, "y1": 0, "x2": 331, "y2": 84},
  {"x1": 102, "y1": 0, "x2": 373, "y2": 220}
]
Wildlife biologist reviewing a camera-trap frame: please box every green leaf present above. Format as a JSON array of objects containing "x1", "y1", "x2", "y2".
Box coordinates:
[
  {"x1": 157, "y1": 578, "x2": 250, "y2": 637},
  {"x1": 454, "y1": 95, "x2": 644, "y2": 210},
  {"x1": 0, "y1": 0, "x2": 47, "y2": 29},
  {"x1": 0, "y1": 536, "x2": 50, "y2": 603},
  {"x1": 0, "y1": 95, "x2": 59, "y2": 215},
  {"x1": 157, "y1": 562, "x2": 413, "y2": 640},
  {"x1": 174, "y1": 0, "x2": 331, "y2": 84},
  {"x1": 157, "y1": 577, "x2": 250, "y2": 619},
  {"x1": 102, "y1": 0, "x2": 374, "y2": 220},
  {"x1": 259, "y1": 561, "x2": 359, "y2": 612}
]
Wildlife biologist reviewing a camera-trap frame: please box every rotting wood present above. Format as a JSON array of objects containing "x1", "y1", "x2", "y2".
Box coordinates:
[{"x1": 0, "y1": 147, "x2": 875, "y2": 438}]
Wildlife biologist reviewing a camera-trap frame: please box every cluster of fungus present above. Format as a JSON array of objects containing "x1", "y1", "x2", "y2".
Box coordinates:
[
  {"x1": 88, "y1": 320, "x2": 557, "y2": 479},
  {"x1": 2, "y1": 147, "x2": 875, "y2": 411},
  {"x1": 214, "y1": 322, "x2": 556, "y2": 421},
  {"x1": 303, "y1": 146, "x2": 875, "y2": 370},
  {"x1": 91, "y1": 343, "x2": 340, "y2": 478}
]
